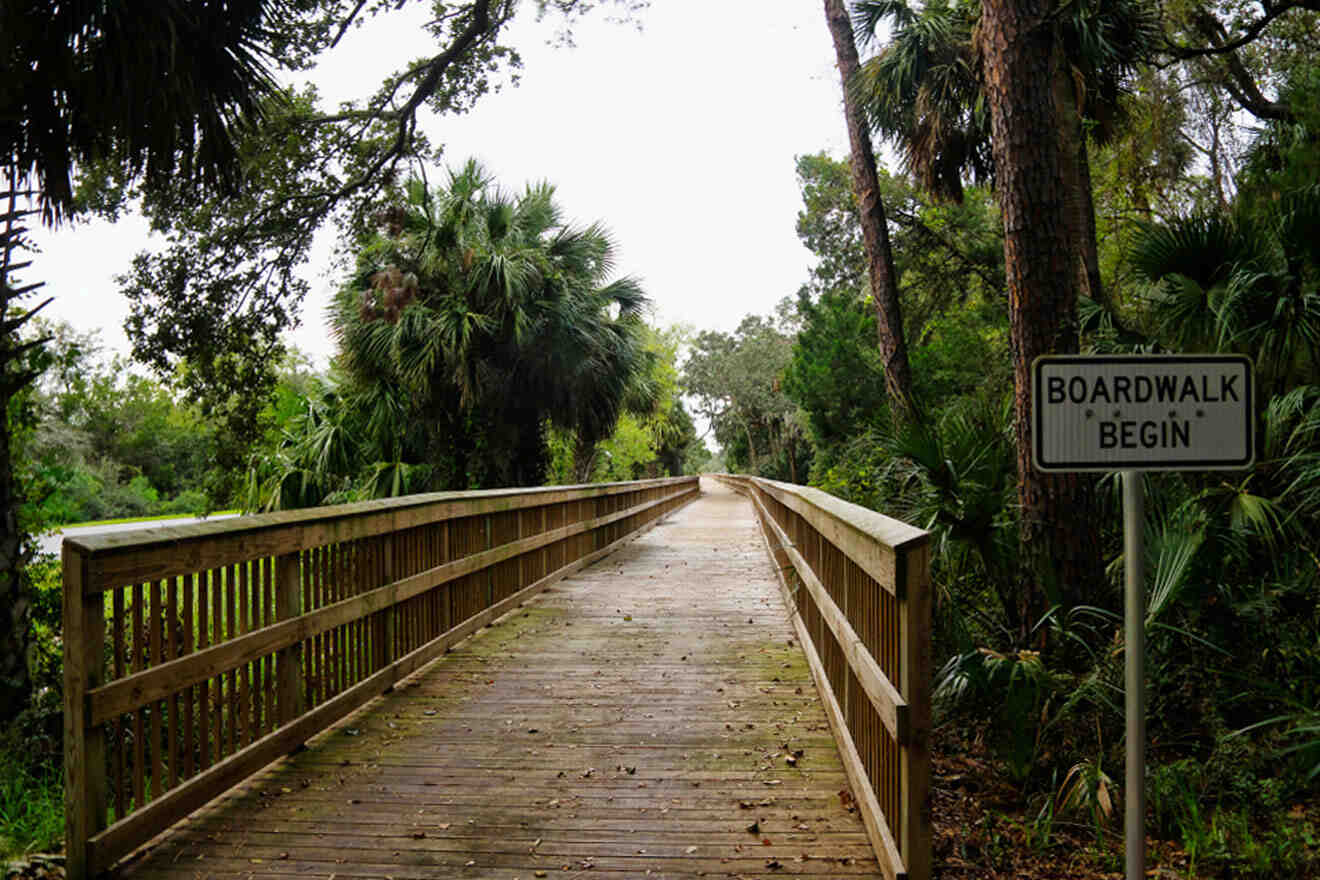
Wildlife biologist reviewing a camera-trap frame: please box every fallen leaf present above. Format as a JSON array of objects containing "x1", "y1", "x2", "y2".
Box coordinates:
[{"x1": 685, "y1": 846, "x2": 698, "y2": 854}]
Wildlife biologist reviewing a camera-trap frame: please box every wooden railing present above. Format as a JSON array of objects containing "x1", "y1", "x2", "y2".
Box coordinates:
[
  {"x1": 63, "y1": 476, "x2": 699, "y2": 879},
  {"x1": 712, "y1": 475, "x2": 931, "y2": 880}
]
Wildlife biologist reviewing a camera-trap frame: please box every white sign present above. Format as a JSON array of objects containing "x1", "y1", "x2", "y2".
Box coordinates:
[{"x1": 1033, "y1": 355, "x2": 1254, "y2": 472}]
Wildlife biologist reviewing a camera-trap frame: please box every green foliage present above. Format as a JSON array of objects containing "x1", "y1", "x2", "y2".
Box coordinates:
[
  {"x1": 16, "y1": 320, "x2": 219, "y2": 524},
  {"x1": 783, "y1": 288, "x2": 888, "y2": 458},
  {"x1": 937, "y1": 647, "x2": 1065, "y2": 784},
  {"x1": 246, "y1": 161, "x2": 679, "y2": 507},
  {"x1": 2, "y1": 0, "x2": 282, "y2": 222},
  {"x1": 0, "y1": 747, "x2": 63, "y2": 859},
  {"x1": 684, "y1": 311, "x2": 810, "y2": 483}
]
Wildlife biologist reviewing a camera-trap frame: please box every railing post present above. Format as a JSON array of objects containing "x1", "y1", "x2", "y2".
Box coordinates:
[
  {"x1": 275, "y1": 551, "x2": 303, "y2": 727},
  {"x1": 382, "y1": 534, "x2": 396, "y2": 678},
  {"x1": 63, "y1": 544, "x2": 106, "y2": 880},
  {"x1": 899, "y1": 540, "x2": 932, "y2": 879}
]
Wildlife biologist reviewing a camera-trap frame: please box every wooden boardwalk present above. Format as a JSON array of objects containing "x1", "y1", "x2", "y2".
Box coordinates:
[{"x1": 113, "y1": 479, "x2": 882, "y2": 879}]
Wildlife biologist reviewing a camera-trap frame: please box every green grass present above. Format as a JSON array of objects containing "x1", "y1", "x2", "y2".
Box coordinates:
[
  {"x1": 0, "y1": 750, "x2": 63, "y2": 859},
  {"x1": 52, "y1": 510, "x2": 241, "y2": 530}
]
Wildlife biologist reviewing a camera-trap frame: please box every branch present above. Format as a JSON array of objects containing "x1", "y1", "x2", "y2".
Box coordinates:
[
  {"x1": 1161, "y1": 2, "x2": 1312, "y2": 60},
  {"x1": 889, "y1": 205, "x2": 1003, "y2": 292},
  {"x1": 335, "y1": 0, "x2": 502, "y2": 204},
  {"x1": 329, "y1": 0, "x2": 372, "y2": 48},
  {"x1": 1166, "y1": 3, "x2": 1302, "y2": 122}
]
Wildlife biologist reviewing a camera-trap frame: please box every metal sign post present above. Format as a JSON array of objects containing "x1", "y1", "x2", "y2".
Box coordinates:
[
  {"x1": 1033, "y1": 354, "x2": 1253, "y2": 880},
  {"x1": 1123, "y1": 470, "x2": 1145, "y2": 880}
]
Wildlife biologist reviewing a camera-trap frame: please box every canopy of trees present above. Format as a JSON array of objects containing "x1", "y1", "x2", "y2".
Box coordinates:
[
  {"x1": 245, "y1": 161, "x2": 698, "y2": 510},
  {"x1": 676, "y1": 2, "x2": 1320, "y2": 872}
]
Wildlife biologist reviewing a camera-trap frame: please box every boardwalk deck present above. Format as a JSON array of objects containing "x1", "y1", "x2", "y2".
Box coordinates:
[{"x1": 113, "y1": 479, "x2": 882, "y2": 879}]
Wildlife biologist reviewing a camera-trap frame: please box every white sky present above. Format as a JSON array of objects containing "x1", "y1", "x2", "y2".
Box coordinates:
[{"x1": 28, "y1": 1, "x2": 850, "y2": 368}]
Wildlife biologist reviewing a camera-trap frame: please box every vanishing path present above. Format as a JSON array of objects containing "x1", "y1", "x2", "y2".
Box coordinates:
[{"x1": 113, "y1": 479, "x2": 881, "y2": 879}]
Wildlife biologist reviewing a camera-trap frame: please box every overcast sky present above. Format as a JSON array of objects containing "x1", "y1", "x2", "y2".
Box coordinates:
[{"x1": 29, "y1": 1, "x2": 851, "y2": 368}]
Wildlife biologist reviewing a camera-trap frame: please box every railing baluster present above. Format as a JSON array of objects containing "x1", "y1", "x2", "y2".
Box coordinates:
[
  {"x1": 65, "y1": 477, "x2": 698, "y2": 878},
  {"x1": 276, "y1": 551, "x2": 302, "y2": 727}
]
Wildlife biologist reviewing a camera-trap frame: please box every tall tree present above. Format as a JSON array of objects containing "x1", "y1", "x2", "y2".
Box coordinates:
[
  {"x1": 280, "y1": 161, "x2": 653, "y2": 497},
  {"x1": 979, "y1": 0, "x2": 1103, "y2": 635},
  {"x1": 0, "y1": 0, "x2": 646, "y2": 721},
  {"x1": 1, "y1": 0, "x2": 283, "y2": 722},
  {"x1": 822, "y1": 0, "x2": 920, "y2": 423},
  {"x1": 852, "y1": 0, "x2": 1158, "y2": 318},
  {"x1": 684, "y1": 314, "x2": 808, "y2": 482}
]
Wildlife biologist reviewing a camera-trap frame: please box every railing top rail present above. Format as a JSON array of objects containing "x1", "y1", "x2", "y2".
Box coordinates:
[
  {"x1": 713, "y1": 474, "x2": 928, "y2": 553},
  {"x1": 67, "y1": 476, "x2": 694, "y2": 557}
]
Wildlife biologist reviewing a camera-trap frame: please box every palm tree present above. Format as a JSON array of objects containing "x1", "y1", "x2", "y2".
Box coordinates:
[
  {"x1": 1131, "y1": 185, "x2": 1320, "y2": 399},
  {"x1": 1, "y1": 0, "x2": 282, "y2": 722},
  {"x1": 852, "y1": 0, "x2": 1159, "y2": 309},
  {"x1": 328, "y1": 160, "x2": 652, "y2": 491}
]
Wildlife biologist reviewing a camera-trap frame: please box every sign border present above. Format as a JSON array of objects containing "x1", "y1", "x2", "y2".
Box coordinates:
[{"x1": 1032, "y1": 354, "x2": 1255, "y2": 472}]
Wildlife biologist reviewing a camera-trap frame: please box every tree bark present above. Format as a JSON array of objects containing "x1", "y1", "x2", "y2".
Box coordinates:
[
  {"x1": 574, "y1": 433, "x2": 598, "y2": 483},
  {"x1": 823, "y1": 0, "x2": 920, "y2": 424},
  {"x1": 0, "y1": 391, "x2": 33, "y2": 722},
  {"x1": 980, "y1": 0, "x2": 1103, "y2": 642},
  {"x1": 1, "y1": 190, "x2": 36, "y2": 723}
]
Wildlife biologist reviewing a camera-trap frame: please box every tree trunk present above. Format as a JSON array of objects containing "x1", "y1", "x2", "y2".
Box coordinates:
[
  {"x1": 822, "y1": 0, "x2": 920, "y2": 424},
  {"x1": 980, "y1": 0, "x2": 1104, "y2": 642},
  {"x1": 1, "y1": 189, "x2": 36, "y2": 723},
  {"x1": 1075, "y1": 138, "x2": 1108, "y2": 311},
  {"x1": 574, "y1": 433, "x2": 598, "y2": 483},
  {"x1": 1052, "y1": 66, "x2": 1114, "y2": 319},
  {"x1": 0, "y1": 391, "x2": 33, "y2": 722}
]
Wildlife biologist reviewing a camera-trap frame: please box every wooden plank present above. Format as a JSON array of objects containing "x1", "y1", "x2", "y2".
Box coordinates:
[
  {"x1": 747, "y1": 489, "x2": 907, "y2": 742},
  {"x1": 165, "y1": 578, "x2": 179, "y2": 791},
  {"x1": 234, "y1": 564, "x2": 247, "y2": 746},
  {"x1": 226, "y1": 565, "x2": 238, "y2": 757},
  {"x1": 62, "y1": 543, "x2": 105, "y2": 880},
  {"x1": 111, "y1": 585, "x2": 125, "y2": 819},
  {"x1": 181, "y1": 576, "x2": 194, "y2": 781},
  {"x1": 749, "y1": 491, "x2": 907, "y2": 880},
  {"x1": 149, "y1": 580, "x2": 162, "y2": 801},
  {"x1": 100, "y1": 483, "x2": 886, "y2": 880},
  {"x1": 196, "y1": 576, "x2": 210, "y2": 772},
  {"x1": 76, "y1": 478, "x2": 699, "y2": 590},
  {"x1": 275, "y1": 552, "x2": 302, "y2": 726},
  {"x1": 90, "y1": 487, "x2": 700, "y2": 877},
  {"x1": 753, "y1": 482, "x2": 904, "y2": 600},
  {"x1": 898, "y1": 541, "x2": 932, "y2": 880},
  {"x1": 88, "y1": 490, "x2": 692, "y2": 724}
]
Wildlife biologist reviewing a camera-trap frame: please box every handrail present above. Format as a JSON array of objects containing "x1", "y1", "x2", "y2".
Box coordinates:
[
  {"x1": 64, "y1": 476, "x2": 700, "y2": 879},
  {"x1": 710, "y1": 474, "x2": 931, "y2": 880}
]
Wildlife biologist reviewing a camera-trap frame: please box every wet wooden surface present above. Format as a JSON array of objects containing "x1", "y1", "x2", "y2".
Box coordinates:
[{"x1": 114, "y1": 478, "x2": 881, "y2": 879}]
